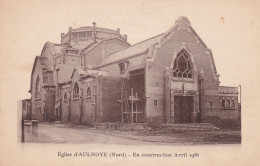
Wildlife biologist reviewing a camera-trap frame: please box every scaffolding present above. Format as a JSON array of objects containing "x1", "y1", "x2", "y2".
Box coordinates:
[{"x1": 119, "y1": 77, "x2": 142, "y2": 123}]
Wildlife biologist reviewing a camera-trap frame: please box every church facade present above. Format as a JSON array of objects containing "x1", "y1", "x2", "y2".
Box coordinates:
[{"x1": 27, "y1": 17, "x2": 240, "y2": 127}]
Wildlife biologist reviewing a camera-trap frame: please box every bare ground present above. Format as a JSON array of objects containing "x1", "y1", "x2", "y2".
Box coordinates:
[{"x1": 24, "y1": 123, "x2": 241, "y2": 145}]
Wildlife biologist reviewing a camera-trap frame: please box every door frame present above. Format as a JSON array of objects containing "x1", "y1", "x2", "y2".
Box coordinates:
[{"x1": 169, "y1": 89, "x2": 197, "y2": 123}]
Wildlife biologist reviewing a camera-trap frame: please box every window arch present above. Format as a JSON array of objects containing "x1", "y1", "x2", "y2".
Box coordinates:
[
  {"x1": 73, "y1": 83, "x2": 79, "y2": 99},
  {"x1": 35, "y1": 76, "x2": 41, "y2": 99},
  {"x1": 173, "y1": 49, "x2": 193, "y2": 78},
  {"x1": 86, "y1": 87, "x2": 91, "y2": 98}
]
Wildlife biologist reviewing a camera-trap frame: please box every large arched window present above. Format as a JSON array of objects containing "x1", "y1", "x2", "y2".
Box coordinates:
[
  {"x1": 173, "y1": 49, "x2": 193, "y2": 78},
  {"x1": 73, "y1": 83, "x2": 79, "y2": 99},
  {"x1": 35, "y1": 76, "x2": 41, "y2": 99}
]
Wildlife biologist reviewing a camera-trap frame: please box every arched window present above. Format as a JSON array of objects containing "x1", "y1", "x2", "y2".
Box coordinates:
[
  {"x1": 226, "y1": 100, "x2": 230, "y2": 108},
  {"x1": 222, "y1": 100, "x2": 225, "y2": 108},
  {"x1": 86, "y1": 87, "x2": 91, "y2": 98},
  {"x1": 35, "y1": 76, "x2": 41, "y2": 99},
  {"x1": 210, "y1": 101, "x2": 213, "y2": 108},
  {"x1": 64, "y1": 92, "x2": 67, "y2": 101},
  {"x1": 173, "y1": 49, "x2": 193, "y2": 78},
  {"x1": 231, "y1": 100, "x2": 235, "y2": 108},
  {"x1": 73, "y1": 83, "x2": 79, "y2": 99}
]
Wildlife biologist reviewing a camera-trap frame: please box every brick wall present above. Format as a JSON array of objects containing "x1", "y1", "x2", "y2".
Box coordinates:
[
  {"x1": 98, "y1": 76, "x2": 122, "y2": 122},
  {"x1": 85, "y1": 39, "x2": 129, "y2": 68},
  {"x1": 145, "y1": 19, "x2": 220, "y2": 125}
]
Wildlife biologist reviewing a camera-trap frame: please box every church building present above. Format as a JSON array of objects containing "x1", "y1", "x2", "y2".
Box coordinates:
[{"x1": 27, "y1": 17, "x2": 240, "y2": 127}]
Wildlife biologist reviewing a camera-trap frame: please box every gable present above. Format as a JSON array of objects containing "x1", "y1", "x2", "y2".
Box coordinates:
[
  {"x1": 29, "y1": 56, "x2": 49, "y2": 92},
  {"x1": 147, "y1": 16, "x2": 218, "y2": 80}
]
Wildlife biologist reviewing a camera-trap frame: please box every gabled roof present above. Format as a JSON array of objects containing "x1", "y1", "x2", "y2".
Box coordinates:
[
  {"x1": 159, "y1": 16, "x2": 209, "y2": 50},
  {"x1": 95, "y1": 33, "x2": 164, "y2": 68}
]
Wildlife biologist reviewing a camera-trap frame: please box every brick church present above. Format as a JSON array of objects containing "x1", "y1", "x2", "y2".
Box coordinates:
[{"x1": 25, "y1": 17, "x2": 240, "y2": 127}]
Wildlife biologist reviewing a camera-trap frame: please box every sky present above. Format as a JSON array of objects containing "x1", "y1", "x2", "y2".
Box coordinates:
[{"x1": 0, "y1": 0, "x2": 260, "y2": 110}]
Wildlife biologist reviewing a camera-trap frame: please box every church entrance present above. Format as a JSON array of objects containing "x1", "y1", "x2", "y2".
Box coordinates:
[{"x1": 174, "y1": 96, "x2": 193, "y2": 123}]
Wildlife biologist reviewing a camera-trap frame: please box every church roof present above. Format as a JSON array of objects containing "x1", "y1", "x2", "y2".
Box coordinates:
[
  {"x1": 70, "y1": 40, "x2": 97, "y2": 50},
  {"x1": 95, "y1": 33, "x2": 164, "y2": 68}
]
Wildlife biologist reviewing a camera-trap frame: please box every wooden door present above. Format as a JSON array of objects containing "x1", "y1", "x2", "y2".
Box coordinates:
[{"x1": 174, "y1": 96, "x2": 192, "y2": 123}]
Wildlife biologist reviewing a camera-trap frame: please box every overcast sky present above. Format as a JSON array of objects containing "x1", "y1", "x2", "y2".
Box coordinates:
[{"x1": 0, "y1": 0, "x2": 259, "y2": 105}]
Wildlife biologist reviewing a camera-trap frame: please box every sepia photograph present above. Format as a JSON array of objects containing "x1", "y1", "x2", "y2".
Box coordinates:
[
  {"x1": 18, "y1": 16, "x2": 242, "y2": 145},
  {"x1": 1, "y1": 0, "x2": 260, "y2": 165}
]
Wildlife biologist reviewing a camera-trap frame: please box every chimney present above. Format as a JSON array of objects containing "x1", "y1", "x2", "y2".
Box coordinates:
[
  {"x1": 61, "y1": 33, "x2": 65, "y2": 44},
  {"x1": 69, "y1": 27, "x2": 72, "y2": 43},
  {"x1": 93, "y1": 21, "x2": 97, "y2": 43},
  {"x1": 124, "y1": 34, "x2": 127, "y2": 41}
]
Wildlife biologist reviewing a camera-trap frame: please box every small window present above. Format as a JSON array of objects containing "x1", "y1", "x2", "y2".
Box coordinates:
[
  {"x1": 64, "y1": 92, "x2": 67, "y2": 101},
  {"x1": 86, "y1": 87, "x2": 91, "y2": 99},
  {"x1": 222, "y1": 100, "x2": 225, "y2": 108},
  {"x1": 73, "y1": 83, "x2": 79, "y2": 99},
  {"x1": 226, "y1": 100, "x2": 230, "y2": 108},
  {"x1": 119, "y1": 63, "x2": 125, "y2": 74},
  {"x1": 154, "y1": 100, "x2": 158, "y2": 107},
  {"x1": 231, "y1": 100, "x2": 235, "y2": 108},
  {"x1": 210, "y1": 101, "x2": 213, "y2": 108}
]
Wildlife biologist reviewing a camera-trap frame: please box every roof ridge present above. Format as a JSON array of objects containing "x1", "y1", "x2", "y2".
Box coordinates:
[{"x1": 104, "y1": 33, "x2": 164, "y2": 57}]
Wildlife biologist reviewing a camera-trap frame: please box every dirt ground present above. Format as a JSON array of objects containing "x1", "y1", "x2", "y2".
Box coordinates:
[{"x1": 24, "y1": 123, "x2": 241, "y2": 145}]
